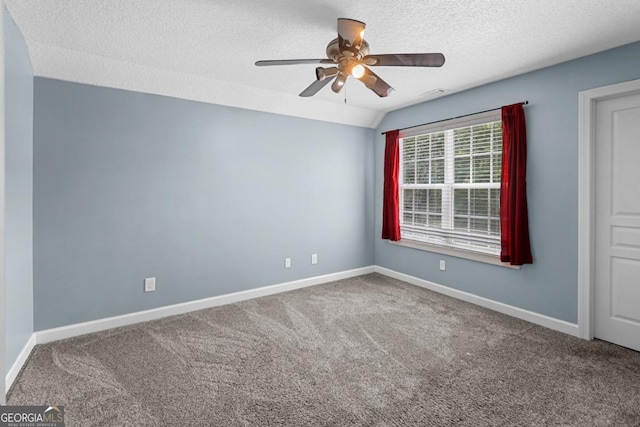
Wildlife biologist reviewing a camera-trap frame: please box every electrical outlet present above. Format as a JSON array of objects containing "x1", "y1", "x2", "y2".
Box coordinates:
[
  {"x1": 144, "y1": 277, "x2": 156, "y2": 292},
  {"x1": 439, "y1": 260, "x2": 446, "y2": 271},
  {"x1": 311, "y1": 253, "x2": 318, "y2": 265},
  {"x1": 285, "y1": 258, "x2": 291, "y2": 269}
]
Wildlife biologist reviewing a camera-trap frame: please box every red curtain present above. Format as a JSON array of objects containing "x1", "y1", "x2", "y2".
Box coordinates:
[
  {"x1": 500, "y1": 104, "x2": 533, "y2": 265},
  {"x1": 382, "y1": 130, "x2": 401, "y2": 241}
]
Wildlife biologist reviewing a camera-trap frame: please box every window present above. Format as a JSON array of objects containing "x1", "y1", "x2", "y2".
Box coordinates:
[{"x1": 399, "y1": 111, "x2": 502, "y2": 256}]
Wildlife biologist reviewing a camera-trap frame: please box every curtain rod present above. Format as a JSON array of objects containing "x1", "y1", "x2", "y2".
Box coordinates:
[{"x1": 381, "y1": 101, "x2": 529, "y2": 135}]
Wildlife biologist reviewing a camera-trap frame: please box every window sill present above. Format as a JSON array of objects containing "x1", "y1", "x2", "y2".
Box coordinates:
[{"x1": 389, "y1": 239, "x2": 520, "y2": 269}]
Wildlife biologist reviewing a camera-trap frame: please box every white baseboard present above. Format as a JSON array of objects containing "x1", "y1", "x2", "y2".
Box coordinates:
[
  {"x1": 5, "y1": 333, "x2": 36, "y2": 393},
  {"x1": 35, "y1": 266, "x2": 376, "y2": 345},
  {"x1": 374, "y1": 266, "x2": 580, "y2": 337}
]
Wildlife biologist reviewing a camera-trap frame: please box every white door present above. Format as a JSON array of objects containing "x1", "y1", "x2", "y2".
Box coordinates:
[{"x1": 594, "y1": 89, "x2": 640, "y2": 352}]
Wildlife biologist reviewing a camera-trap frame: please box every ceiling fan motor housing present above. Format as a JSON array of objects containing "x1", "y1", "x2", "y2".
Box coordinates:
[{"x1": 326, "y1": 38, "x2": 370, "y2": 62}]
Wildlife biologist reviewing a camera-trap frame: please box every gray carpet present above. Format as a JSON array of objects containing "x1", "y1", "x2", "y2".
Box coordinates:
[{"x1": 8, "y1": 273, "x2": 640, "y2": 426}]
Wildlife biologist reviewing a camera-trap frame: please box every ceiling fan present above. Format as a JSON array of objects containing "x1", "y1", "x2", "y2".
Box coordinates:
[{"x1": 255, "y1": 18, "x2": 445, "y2": 98}]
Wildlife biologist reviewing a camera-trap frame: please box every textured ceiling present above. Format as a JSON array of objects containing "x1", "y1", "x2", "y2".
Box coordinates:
[{"x1": 5, "y1": 0, "x2": 640, "y2": 128}]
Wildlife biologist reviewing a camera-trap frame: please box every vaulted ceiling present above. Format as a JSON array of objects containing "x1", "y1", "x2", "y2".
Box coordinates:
[{"x1": 6, "y1": 0, "x2": 640, "y2": 127}]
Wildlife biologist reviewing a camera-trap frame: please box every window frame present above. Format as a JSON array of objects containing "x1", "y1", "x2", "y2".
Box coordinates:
[{"x1": 397, "y1": 110, "x2": 514, "y2": 267}]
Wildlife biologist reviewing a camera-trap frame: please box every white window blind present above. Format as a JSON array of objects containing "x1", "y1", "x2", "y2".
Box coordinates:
[{"x1": 399, "y1": 111, "x2": 503, "y2": 256}]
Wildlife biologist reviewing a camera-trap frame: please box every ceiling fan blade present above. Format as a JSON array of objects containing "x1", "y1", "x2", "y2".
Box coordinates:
[
  {"x1": 299, "y1": 77, "x2": 334, "y2": 97},
  {"x1": 337, "y1": 18, "x2": 366, "y2": 52},
  {"x1": 255, "y1": 59, "x2": 334, "y2": 66},
  {"x1": 363, "y1": 53, "x2": 445, "y2": 67},
  {"x1": 359, "y1": 67, "x2": 395, "y2": 97}
]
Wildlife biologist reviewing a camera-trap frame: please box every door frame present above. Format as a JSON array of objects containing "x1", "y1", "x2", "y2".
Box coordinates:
[{"x1": 578, "y1": 78, "x2": 640, "y2": 340}]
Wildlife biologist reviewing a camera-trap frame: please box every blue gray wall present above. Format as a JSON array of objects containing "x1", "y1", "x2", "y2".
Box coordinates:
[
  {"x1": 26, "y1": 38, "x2": 640, "y2": 331},
  {"x1": 4, "y1": 4, "x2": 34, "y2": 374},
  {"x1": 33, "y1": 79, "x2": 375, "y2": 330},
  {"x1": 375, "y1": 41, "x2": 640, "y2": 323}
]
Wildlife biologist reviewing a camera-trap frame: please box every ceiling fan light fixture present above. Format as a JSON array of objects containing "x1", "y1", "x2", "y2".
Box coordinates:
[
  {"x1": 331, "y1": 73, "x2": 348, "y2": 93},
  {"x1": 316, "y1": 66, "x2": 338, "y2": 81},
  {"x1": 351, "y1": 64, "x2": 366, "y2": 79}
]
